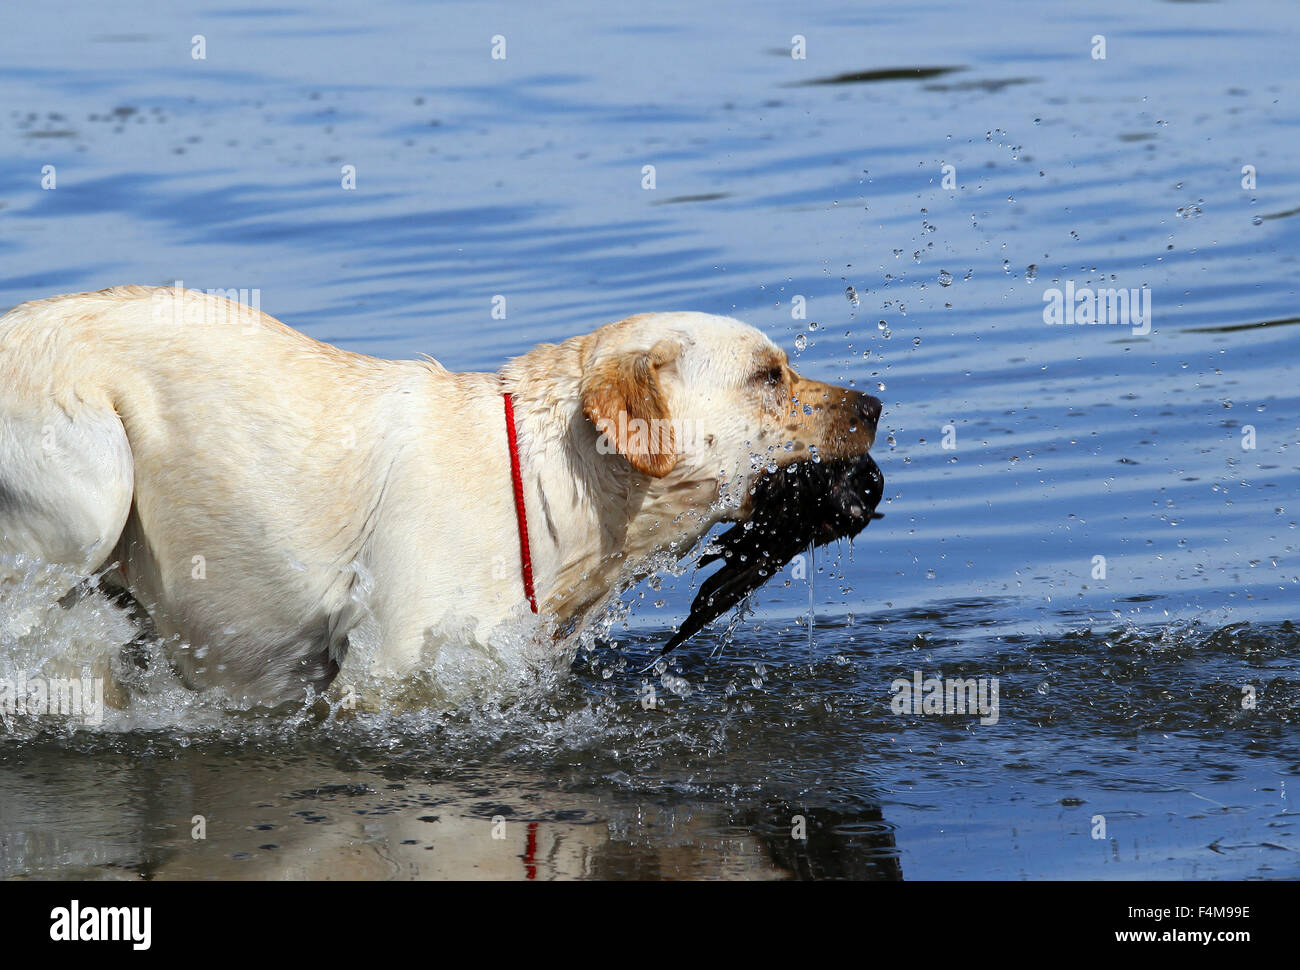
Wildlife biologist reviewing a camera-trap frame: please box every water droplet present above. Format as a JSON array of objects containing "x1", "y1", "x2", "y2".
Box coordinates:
[{"x1": 794, "y1": 333, "x2": 807, "y2": 351}]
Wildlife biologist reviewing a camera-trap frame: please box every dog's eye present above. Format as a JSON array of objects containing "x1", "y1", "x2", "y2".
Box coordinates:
[{"x1": 754, "y1": 366, "x2": 784, "y2": 386}]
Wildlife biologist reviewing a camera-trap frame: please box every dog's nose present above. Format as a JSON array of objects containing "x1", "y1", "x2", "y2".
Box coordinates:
[{"x1": 857, "y1": 394, "x2": 882, "y2": 431}]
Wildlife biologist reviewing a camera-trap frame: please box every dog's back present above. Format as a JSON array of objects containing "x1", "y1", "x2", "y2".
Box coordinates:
[{"x1": 0, "y1": 287, "x2": 415, "y2": 700}]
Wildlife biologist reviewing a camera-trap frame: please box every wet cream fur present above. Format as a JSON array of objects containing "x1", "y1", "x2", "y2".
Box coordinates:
[{"x1": 0, "y1": 286, "x2": 873, "y2": 705}]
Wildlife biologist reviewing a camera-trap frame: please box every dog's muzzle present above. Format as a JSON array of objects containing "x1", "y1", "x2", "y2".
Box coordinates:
[{"x1": 856, "y1": 393, "x2": 883, "y2": 433}]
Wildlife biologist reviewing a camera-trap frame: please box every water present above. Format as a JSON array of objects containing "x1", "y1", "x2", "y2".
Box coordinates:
[{"x1": 1, "y1": 0, "x2": 1298, "y2": 879}]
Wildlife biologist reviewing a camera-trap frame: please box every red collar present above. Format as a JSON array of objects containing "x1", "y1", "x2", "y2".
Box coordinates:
[{"x1": 502, "y1": 393, "x2": 538, "y2": 613}]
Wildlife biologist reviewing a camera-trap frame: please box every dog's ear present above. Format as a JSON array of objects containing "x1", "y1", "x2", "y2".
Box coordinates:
[{"x1": 581, "y1": 338, "x2": 680, "y2": 477}]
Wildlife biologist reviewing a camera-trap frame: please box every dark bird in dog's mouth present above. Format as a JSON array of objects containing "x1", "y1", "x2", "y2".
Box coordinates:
[{"x1": 663, "y1": 449, "x2": 885, "y2": 655}]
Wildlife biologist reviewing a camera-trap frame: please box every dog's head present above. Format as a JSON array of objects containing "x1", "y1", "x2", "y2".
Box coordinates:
[{"x1": 578, "y1": 312, "x2": 881, "y2": 519}]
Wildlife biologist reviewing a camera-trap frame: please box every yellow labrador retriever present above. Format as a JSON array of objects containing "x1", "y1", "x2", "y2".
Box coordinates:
[{"x1": 0, "y1": 286, "x2": 879, "y2": 705}]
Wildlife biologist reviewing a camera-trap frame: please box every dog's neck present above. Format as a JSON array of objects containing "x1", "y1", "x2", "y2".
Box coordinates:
[{"x1": 499, "y1": 338, "x2": 722, "y2": 624}]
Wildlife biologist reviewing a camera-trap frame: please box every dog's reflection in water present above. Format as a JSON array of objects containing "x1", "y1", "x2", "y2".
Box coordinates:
[{"x1": 0, "y1": 750, "x2": 901, "y2": 880}]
